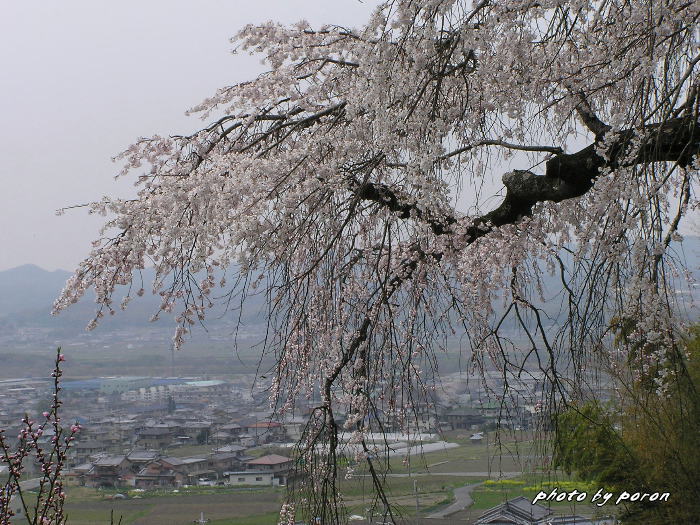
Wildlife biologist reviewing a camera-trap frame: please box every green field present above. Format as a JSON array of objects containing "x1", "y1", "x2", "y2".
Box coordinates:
[
  {"x1": 57, "y1": 476, "x2": 475, "y2": 524},
  {"x1": 343, "y1": 430, "x2": 546, "y2": 476},
  {"x1": 63, "y1": 488, "x2": 284, "y2": 525},
  {"x1": 21, "y1": 432, "x2": 607, "y2": 524}
]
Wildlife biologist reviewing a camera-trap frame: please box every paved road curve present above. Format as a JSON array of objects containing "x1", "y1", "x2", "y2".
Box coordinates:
[
  {"x1": 426, "y1": 472, "x2": 521, "y2": 519},
  {"x1": 426, "y1": 480, "x2": 484, "y2": 519}
]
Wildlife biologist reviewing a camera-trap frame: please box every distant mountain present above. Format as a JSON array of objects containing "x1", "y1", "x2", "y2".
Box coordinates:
[
  {"x1": 0, "y1": 264, "x2": 72, "y2": 317},
  {"x1": 0, "y1": 264, "x2": 269, "y2": 342},
  {"x1": 0, "y1": 237, "x2": 698, "y2": 346}
]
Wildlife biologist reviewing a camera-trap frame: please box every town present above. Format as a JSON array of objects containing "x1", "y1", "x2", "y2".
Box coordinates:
[{"x1": 0, "y1": 369, "x2": 566, "y2": 491}]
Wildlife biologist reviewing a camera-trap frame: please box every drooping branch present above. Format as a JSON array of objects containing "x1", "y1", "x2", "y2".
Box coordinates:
[{"x1": 318, "y1": 113, "x2": 698, "y2": 517}]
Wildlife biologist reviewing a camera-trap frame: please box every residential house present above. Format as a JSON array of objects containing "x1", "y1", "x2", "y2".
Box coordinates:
[
  {"x1": 244, "y1": 421, "x2": 286, "y2": 443},
  {"x1": 65, "y1": 463, "x2": 94, "y2": 486},
  {"x1": 206, "y1": 451, "x2": 251, "y2": 476},
  {"x1": 212, "y1": 444, "x2": 247, "y2": 455},
  {"x1": 474, "y1": 401, "x2": 502, "y2": 419},
  {"x1": 236, "y1": 433, "x2": 256, "y2": 447},
  {"x1": 226, "y1": 470, "x2": 278, "y2": 486},
  {"x1": 81, "y1": 423, "x2": 111, "y2": 444},
  {"x1": 85, "y1": 455, "x2": 130, "y2": 488},
  {"x1": 134, "y1": 462, "x2": 182, "y2": 488},
  {"x1": 136, "y1": 427, "x2": 172, "y2": 450},
  {"x1": 126, "y1": 450, "x2": 160, "y2": 474},
  {"x1": 440, "y1": 407, "x2": 485, "y2": 430},
  {"x1": 210, "y1": 431, "x2": 234, "y2": 444},
  {"x1": 474, "y1": 497, "x2": 607, "y2": 525},
  {"x1": 179, "y1": 421, "x2": 212, "y2": 441},
  {"x1": 219, "y1": 423, "x2": 243, "y2": 436},
  {"x1": 245, "y1": 454, "x2": 293, "y2": 485},
  {"x1": 159, "y1": 457, "x2": 215, "y2": 484},
  {"x1": 72, "y1": 440, "x2": 109, "y2": 464}
]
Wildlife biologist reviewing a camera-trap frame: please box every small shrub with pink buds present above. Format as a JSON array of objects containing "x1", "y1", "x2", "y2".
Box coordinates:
[{"x1": 0, "y1": 349, "x2": 81, "y2": 525}]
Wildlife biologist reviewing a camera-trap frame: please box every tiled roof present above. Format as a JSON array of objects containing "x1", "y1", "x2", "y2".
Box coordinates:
[
  {"x1": 248, "y1": 421, "x2": 282, "y2": 428},
  {"x1": 180, "y1": 457, "x2": 208, "y2": 464},
  {"x1": 161, "y1": 456, "x2": 207, "y2": 466},
  {"x1": 247, "y1": 454, "x2": 292, "y2": 465},
  {"x1": 127, "y1": 451, "x2": 159, "y2": 461},
  {"x1": 137, "y1": 466, "x2": 175, "y2": 477},
  {"x1": 160, "y1": 457, "x2": 185, "y2": 466},
  {"x1": 475, "y1": 496, "x2": 552, "y2": 525},
  {"x1": 93, "y1": 456, "x2": 126, "y2": 467}
]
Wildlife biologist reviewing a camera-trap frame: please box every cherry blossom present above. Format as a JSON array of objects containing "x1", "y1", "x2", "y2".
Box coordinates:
[{"x1": 53, "y1": 1, "x2": 699, "y2": 521}]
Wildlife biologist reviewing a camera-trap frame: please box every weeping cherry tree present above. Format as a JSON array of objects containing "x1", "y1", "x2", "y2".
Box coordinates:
[{"x1": 53, "y1": 1, "x2": 699, "y2": 522}]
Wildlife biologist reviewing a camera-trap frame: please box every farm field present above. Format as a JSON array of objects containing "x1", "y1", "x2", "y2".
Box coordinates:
[
  {"x1": 63, "y1": 489, "x2": 284, "y2": 525},
  {"x1": 60, "y1": 475, "x2": 468, "y2": 524},
  {"x1": 368, "y1": 430, "x2": 546, "y2": 475},
  {"x1": 53, "y1": 432, "x2": 609, "y2": 524}
]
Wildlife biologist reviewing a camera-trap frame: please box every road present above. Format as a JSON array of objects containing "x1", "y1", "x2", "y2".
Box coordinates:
[
  {"x1": 426, "y1": 480, "x2": 484, "y2": 519},
  {"x1": 358, "y1": 471, "x2": 521, "y2": 478},
  {"x1": 426, "y1": 472, "x2": 521, "y2": 519}
]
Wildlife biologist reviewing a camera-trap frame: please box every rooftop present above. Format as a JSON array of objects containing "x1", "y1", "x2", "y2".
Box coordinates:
[
  {"x1": 184, "y1": 380, "x2": 227, "y2": 387},
  {"x1": 93, "y1": 456, "x2": 126, "y2": 467},
  {"x1": 475, "y1": 496, "x2": 552, "y2": 525},
  {"x1": 127, "y1": 451, "x2": 159, "y2": 461},
  {"x1": 247, "y1": 454, "x2": 292, "y2": 466},
  {"x1": 248, "y1": 421, "x2": 282, "y2": 429},
  {"x1": 213, "y1": 445, "x2": 246, "y2": 453}
]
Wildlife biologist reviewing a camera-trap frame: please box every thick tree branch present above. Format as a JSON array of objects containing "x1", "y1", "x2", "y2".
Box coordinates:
[
  {"x1": 353, "y1": 178, "x2": 456, "y2": 235},
  {"x1": 573, "y1": 91, "x2": 611, "y2": 137},
  {"x1": 464, "y1": 115, "x2": 699, "y2": 242},
  {"x1": 353, "y1": 115, "x2": 698, "y2": 245}
]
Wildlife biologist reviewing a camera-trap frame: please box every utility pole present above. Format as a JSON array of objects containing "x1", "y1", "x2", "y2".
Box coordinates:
[{"x1": 414, "y1": 479, "x2": 420, "y2": 512}]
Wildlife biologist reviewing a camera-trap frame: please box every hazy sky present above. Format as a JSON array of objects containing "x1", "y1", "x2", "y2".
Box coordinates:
[
  {"x1": 3, "y1": 2, "x2": 696, "y2": 273},
  {"x1": 0, "y1": 1, "x2": 381, "y2": 271}
]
